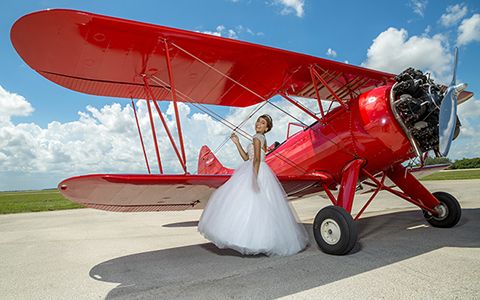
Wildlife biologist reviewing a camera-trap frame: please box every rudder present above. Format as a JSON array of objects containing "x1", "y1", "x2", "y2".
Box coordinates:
[{"x1": 197, "y1": 145, "x2": 234, "y2": 175}]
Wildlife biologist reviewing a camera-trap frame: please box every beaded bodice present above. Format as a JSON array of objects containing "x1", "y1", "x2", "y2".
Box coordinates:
[{"x1": 247, "y1": 133, "x2": 266, "y2": 161}]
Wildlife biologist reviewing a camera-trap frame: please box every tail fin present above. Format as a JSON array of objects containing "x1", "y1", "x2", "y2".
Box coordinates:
[{"x1": 197, "y1": 145, "x2": 234, "y2": 175}]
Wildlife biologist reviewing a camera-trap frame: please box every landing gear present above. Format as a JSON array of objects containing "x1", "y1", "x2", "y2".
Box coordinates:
[
  {"x1": 423, "y1": 191, "x2": 461, "y2": 228},
  {"x1": 313, "y1": 206, "x2": 358, "y2": 255}
]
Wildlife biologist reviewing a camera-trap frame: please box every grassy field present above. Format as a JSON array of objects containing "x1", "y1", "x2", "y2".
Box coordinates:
[
  {"x1": 1, "y1": 169, "x2": 478, "y2": 214},
  {"x1": 421, "y1": 169, "x2": 480, "y2": 181},
  {"x1": 0, "y1": 189, "x2": 84, "y2": 214}
]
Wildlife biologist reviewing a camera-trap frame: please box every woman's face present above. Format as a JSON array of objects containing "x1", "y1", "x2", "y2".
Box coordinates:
[{"x1": 255, "y1": 117, "x2": 268, "y2": 133}]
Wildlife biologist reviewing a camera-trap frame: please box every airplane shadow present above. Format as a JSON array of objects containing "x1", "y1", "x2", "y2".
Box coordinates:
[
  {"x1": 162, "y1": 221, "x2": 199, "y2": 228},
  {"x1": 90, "y1": 209, "x2": 480, "y2": 299}
]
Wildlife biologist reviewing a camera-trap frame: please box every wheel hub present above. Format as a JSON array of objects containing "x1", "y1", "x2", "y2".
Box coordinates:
[
  {"x1": 433, "y1": 204, "x2": 449, "y2": 220},
  {"x1": 320, "y1": 218, "x2": 341, "y2": 245}
]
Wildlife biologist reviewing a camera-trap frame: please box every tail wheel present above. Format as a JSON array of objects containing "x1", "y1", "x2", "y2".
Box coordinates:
[
  {"x1": 313, "y1": 206, "x2": 357, "y2": 255},
  {"x1": 423, "y1": 191, "x2": 461, "y2": 228}
]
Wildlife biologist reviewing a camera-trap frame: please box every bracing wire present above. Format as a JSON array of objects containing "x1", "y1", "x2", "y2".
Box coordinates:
[{"x1": 149, "y1": 75, "x2": 309, "y2": 174}]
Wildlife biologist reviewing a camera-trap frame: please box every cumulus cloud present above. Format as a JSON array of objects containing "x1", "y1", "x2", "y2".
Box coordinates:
[
  {"x1": 235, "y1": 25, "x2": 264, "y2": 36},
  {"x1": 409, "y1": 0, "x2": 428, "y2": 17},
  {"x1": 273, "y1": 0, "x2": 305, "y2": 18},
  {"x1": 457, "y1": 14, "x2": 480, "y2": 46},
  {"x1": 458, "y1": 97, "x2": 480, "y2": 119},
  {"x1": 233, "y1": 0, "x2": 304, "y2": 18},
  {"x1": 199, "y1": 25, "x2": 262, "y2": 39},
  {"x1": 449, "y1": 98, "x2": 480, "y2": 159},
  {"x1": 362, "y1": 27, "x2": 452, "y2": 83},
  {"x1": 326, "y1": 48, "x2": 337, "y2": 57},
  {"x1": 0, "y1": 86, "x2": 34, "y2": 123},
  {"x1": 1, "y1": 80, "x2": 477, "y2": 189},
  {"x1": 0, "y1": 85, "x2": 323, "y2": 190},
  {"x1": 200, "y1": 25, "x2": 237, "y2": 38},
  {"x1": 440, "y1": 4, "x2": 468, "y2": 27}
]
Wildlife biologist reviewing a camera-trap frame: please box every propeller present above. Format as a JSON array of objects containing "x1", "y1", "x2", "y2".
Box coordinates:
[{"x1": 438, "y1": 48, "x2": 467, "y2": 156}]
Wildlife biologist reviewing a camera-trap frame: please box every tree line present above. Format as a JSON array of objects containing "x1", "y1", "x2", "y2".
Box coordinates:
[{"x1": 424, "y1": 157, "x2": 480, "y2": 169}]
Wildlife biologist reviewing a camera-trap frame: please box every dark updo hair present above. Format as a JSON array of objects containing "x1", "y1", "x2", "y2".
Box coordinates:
[{"x1": 259, "y1": 114, "x2": 273, "y2": 133}]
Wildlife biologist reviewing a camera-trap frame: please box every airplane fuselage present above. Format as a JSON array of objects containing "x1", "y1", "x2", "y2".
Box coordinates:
[{"x1": 266, "y1": 85, "x2": 414, "y2": 184}]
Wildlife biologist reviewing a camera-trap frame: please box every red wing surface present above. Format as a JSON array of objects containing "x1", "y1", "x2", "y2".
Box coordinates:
[
  {"x1": 58, "y1": 174, "x2": 332, "y2": 212},
  {"x1": 11, "y1": 9, "x2": 395, "y2": 107}
]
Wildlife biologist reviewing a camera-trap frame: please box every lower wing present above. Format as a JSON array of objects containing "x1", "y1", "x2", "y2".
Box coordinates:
[{"x1": 59, "y1": 173, "x2": 333, "y2": 212}]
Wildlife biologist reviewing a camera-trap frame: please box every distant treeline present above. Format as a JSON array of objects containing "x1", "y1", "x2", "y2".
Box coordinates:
[{"x1": 424, "y1": 157, "x2": 480, "y2": 169}]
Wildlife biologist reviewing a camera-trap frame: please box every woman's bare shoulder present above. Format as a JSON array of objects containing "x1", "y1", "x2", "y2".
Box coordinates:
[{"x1": 252, "y1": 133, "x2": 265, "y2": 143}]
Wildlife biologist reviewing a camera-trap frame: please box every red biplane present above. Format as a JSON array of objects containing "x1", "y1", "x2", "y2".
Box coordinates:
[{"x1": 11, "y1": 9, "x2": 474, "y2": 255}]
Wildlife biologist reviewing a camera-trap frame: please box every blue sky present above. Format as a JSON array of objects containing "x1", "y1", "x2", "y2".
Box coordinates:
[{"x1": 0, "y1": 0, "x2": 479, "y2": 190}]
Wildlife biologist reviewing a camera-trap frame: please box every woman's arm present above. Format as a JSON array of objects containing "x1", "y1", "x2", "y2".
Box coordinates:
[
  {"x1": 231, "y1": 133, "x2": 249, "y2": 161},
  {"x1": 252, "y1": 137, "x2": 262, "y2": 176}
]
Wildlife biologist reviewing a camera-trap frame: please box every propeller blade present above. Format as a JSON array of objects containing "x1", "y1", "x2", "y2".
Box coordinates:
[
  {"x1": 438, "y1": 86, "x2": 458, "y2": 156},
  {"x1": 438, "y1": 48, "x2": 465, "y2": 157},
  {"x1": 451, "y1": 47, "x2": 458, "y2": 86}
]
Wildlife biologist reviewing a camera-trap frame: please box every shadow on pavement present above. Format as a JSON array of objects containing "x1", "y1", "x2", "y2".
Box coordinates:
[
  {"x1": 90, "y1": 209, "x2": 480, "y2": 299},
  {"x1": 162, "y1": 221, "x2": 199, "y2": 228}
]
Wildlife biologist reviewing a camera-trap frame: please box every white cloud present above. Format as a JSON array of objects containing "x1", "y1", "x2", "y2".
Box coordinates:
[
  {"x1": 424, "y1": 25, "x2": 432, "y2": 34},
  {"x1": 326, "y1": 48, "x2": 337, "y2": 57},
  {"x1": 409, "y1": 0, "x2": 428, "y2": 17},
  {"x1": 457, "y1": 14, "x2": 480, "y2": 46},
  {"x1": 235, "y1": 25, "x2": 264, "y2": 37},
  {"x1": 199, "y1": 25, "x2": 262, "y2": 39},
  {"x1": 440, "y1": 4, "x2": 468, "y2": 27},
  {"x1": 449, "y1": 98, "x2": 480, "y2": 160},
  {"x1": 232, "y1": 0, "x2": 304, "y2": 18},
  {"x1": 199, "y1": 25, "x2": 226, "y2": 37},
  {"x1": 362, "y1": 27, "x2": 452, "y2": 83},
  {"x1": 0, "y1": 85, "x2": 323, "y2": 190},
  {"x1": 458, "y1": 97, "x2": 480, "y2": 119},
  {"x1": 200, "y1": 30, "x2": 222, "y2": 37},
  {"x1": 0, "y1": 85, "x2": 34, "y2": 124},
  {"x1": 1, "y1": 82, "x2": 478, "y2": 190},
  {"x1": 273, "y1": 0, "x2": 305, "y2": 18}
]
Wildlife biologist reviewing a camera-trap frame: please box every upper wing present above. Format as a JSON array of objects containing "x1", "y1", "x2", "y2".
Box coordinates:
[
  {"x1": 11, "y1": 9, "x2": 395, "y2": 107},
  {"x1": 58, "y1": 173, "x2": 333, "y2": 212}
]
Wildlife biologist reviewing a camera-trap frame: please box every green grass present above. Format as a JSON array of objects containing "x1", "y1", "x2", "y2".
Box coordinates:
[
  {"x1": 421, "y1": 169, "x2": 480, "y2": 181},
  {"x1": 0, "y1": 189, "x2": 84, "y2": 214},
  {"x1": 1, "y1": 169, "x2": 478, "y2": 214}
]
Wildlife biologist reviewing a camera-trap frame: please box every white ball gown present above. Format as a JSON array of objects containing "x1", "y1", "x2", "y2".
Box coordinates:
[{"x1": 198, "y1": 133, "x2": 309, "y2": 256}]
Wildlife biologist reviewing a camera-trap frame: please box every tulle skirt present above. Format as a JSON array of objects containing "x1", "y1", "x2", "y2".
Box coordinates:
[{"x1": 198, "y1": 160, "x2": 309, "y2": 256}]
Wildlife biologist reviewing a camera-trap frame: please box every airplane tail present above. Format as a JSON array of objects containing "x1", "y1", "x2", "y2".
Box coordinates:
[{"x1": 197, "y1": 145, "x2": 234, "y2": 175}]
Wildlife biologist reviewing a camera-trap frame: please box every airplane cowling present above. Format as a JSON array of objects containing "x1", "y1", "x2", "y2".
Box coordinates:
[{"x1": 350, "y1": 85, "x2": 416, "y2": 173}]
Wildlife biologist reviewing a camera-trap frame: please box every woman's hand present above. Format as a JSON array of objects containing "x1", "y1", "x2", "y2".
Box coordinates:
[
  {"x1": 230, "y1": 132, "x2": 239, "y2": 145},
  {"x1": 231, "y1": 132, "x2": 249, "y2": 161}
]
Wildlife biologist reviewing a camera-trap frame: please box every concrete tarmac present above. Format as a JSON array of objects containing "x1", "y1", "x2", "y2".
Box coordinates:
[{"x1": 1, "y1": 180, "x2": 479, "y2": 299}]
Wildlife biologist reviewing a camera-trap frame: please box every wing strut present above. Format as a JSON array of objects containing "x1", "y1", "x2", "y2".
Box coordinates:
[
  {"x1": 279, "y1": 93, "x2": 323, "y2": 123},
  {"x1": 148, "y1": 74, "x2": 311, "y2": 175},
  {"x1": 150, "y1": 40, "x2": 357, "y2": 166},
  {"x1": 143, "y1": 77, "x2": 187, "y2": 173},
  {"x1": 144, "y1": 89, "x2": 163, "y2": 173},
  {"x1": 131, "y1": 99, "x2": 151, "y2": 174},
  {"x1": 164, "y1": 40, "x2": 187, "y2": 169},
  {"x1": 310, "y1": 66, "x2": 349, "y2": 110},
  {"x1": 309, "y1": 67, "x2": 326, "y2": 120}
]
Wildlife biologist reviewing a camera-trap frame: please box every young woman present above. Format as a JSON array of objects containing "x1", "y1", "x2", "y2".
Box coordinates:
[{"x1": 198, "y1": 114, "x2": 309, "y2": 256}]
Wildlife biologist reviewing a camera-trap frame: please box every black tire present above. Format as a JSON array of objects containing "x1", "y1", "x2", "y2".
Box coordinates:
[
  {"x1": 423, "y1": 191, "x2": 461, "y2": 228},
  {"x1": 313, "y1": 206, "x2": 358, "y2": 255}
]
